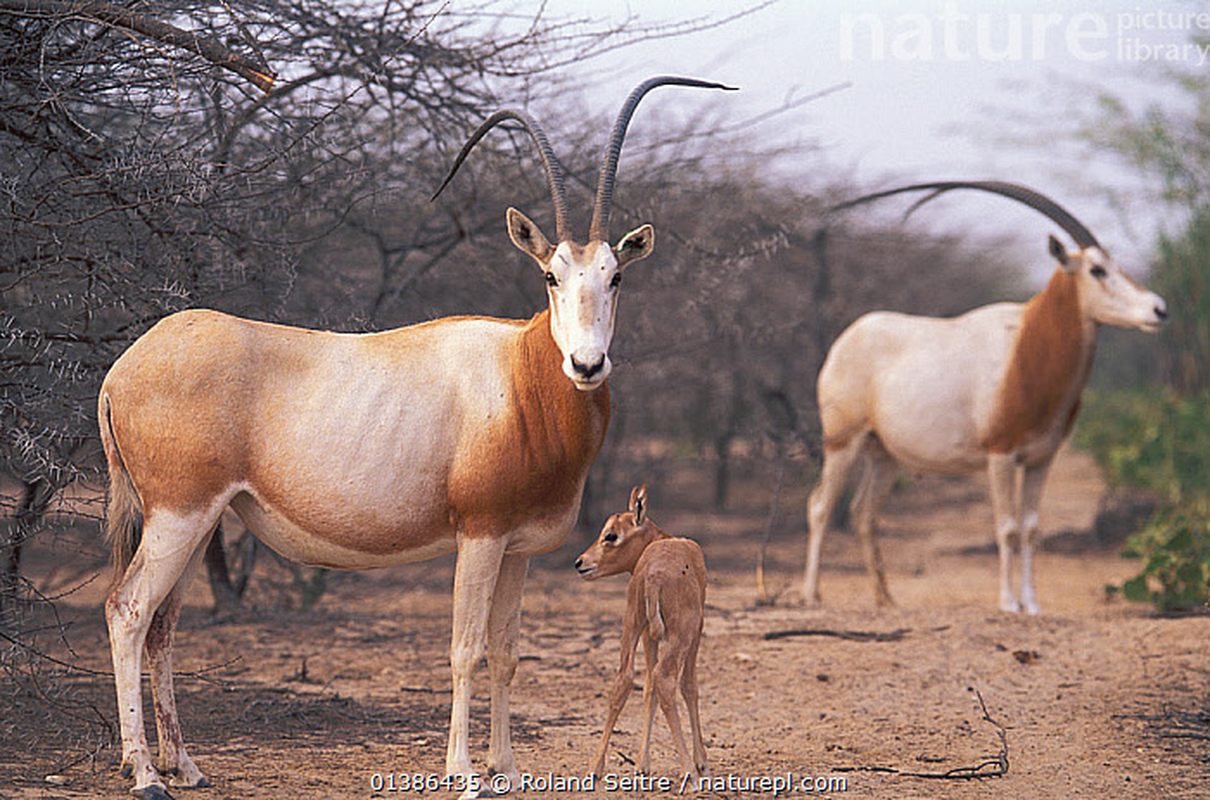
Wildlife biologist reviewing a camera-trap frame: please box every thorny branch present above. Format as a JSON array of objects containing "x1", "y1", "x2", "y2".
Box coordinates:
[
  {"x1": 0, "y1": 629, "x2": 245, "y2": 687},
  {"x1": 0, "y1": 0, "x2": 276, "y2": 91}
]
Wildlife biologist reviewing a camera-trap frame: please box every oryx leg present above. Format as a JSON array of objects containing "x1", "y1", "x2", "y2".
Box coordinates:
[
  {"x1": 147, "y1": 538, "x2": 211, "y2": 789},
  {"x1": 1017, "y1": 463, "x2": 1050, "y2": 615},
  {"x1": 803, "y1": 435, "x2": 865, "y2": 605},
  {"x1": 486, "y1": 553, "x2": 528, "y2": 783},
  {"x1": 588, "y1": 599, "x2": 644, "y2": 777},
  {"x1": 446, "y1": 535, "x2": 508, "y2": 781},
  {"x1": 987, "y1": 453, "x2": 1022, "y2": 613},
  {"x1": 107, "y1": 508, "x2": 220, "y2": 799},
  {"x1": 851, "y1": 439, "x2": 897, "y2": 607},
  {"x1": 651, "y1": 631, "x2": 695, "y2": 779},
  {"x1": 680, "y1": 631, "x2": 708, "y2": 777},
  {"x1": 635, "y1": 633, "x2": 659, "y2": 775}
]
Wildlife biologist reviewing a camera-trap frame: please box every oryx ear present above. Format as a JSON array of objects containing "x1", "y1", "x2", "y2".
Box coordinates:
[
  {"x1": 629, "y1": 484, "x2": 647, "y2": 525},
  {"x1": 1048, "y1": 234, "x2": 1074, "y2": 272},
  {"x1": 508, "y1": 207, "x2": 556, "y2": 266},
  {"x1": 615, "y1": 224, "x2": 654, "y2": 269}
]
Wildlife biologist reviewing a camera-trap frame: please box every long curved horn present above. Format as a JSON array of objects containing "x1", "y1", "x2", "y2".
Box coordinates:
[
  {"x1": 589, "y1": 76, "x2": 738, "y2": 242},
  {"x1": 831, "y1": 180, "x2": 1100, "y2": 249},
  {"x1": 432, "y1": 109, "x2": 570, "y2": 242}
]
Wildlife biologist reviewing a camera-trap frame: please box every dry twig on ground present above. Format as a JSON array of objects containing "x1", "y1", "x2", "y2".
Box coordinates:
[
  {"x1": 763, "y1": 627, "x2": 911, "y2": 643},
  {"x1": 834, "y1": 688, "x2": 1009, "y2": 780}
]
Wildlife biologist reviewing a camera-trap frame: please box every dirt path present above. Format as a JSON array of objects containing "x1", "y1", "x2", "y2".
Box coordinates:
[{"x1": 2, "y1": 447, "x2": 1207, "y2": 798}]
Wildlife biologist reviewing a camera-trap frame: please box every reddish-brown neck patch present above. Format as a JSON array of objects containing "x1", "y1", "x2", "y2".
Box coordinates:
[
  {"x1": 983, "y1": 269, "x2": 1095, "y2": 454},
  {"x1": 452, "y1": 309, "x2": 610, "y2": 536},
  {"x1": 514, "y1": 309, "x2": 612, "y2": 477}
]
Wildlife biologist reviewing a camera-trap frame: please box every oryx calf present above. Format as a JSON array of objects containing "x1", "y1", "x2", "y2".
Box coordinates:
[{"x1": 575, "y1": 485, "x2": 708, "y2": 780}]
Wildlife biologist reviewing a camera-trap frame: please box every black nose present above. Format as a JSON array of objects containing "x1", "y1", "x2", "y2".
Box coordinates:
[
  {"x1": 571, "y1": 355, "x2": 604, "y2": 379},
  {"x1": 574, "y1": 557, "x2": 584, "y2": 570},
  {"x1": 1155, "y1": 305, "x2": 1168, "y2": 320}
]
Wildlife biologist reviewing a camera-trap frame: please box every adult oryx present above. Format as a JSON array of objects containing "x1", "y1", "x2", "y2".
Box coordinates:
[
  {"x1": 803, "y1": 181, "x2": 1167, "y2": 614},
  {"x1": 99, "y1": 76, "x2": 734, "y2": 799}
]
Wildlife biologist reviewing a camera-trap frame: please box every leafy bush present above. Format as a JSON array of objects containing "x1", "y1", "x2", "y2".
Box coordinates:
[
  {"x1": 1119, "y1": 506, "x2": 1210, "y2": 613},
  {"x1": 1077, "y1": 390, "x2": 1209, "y2": 612}
]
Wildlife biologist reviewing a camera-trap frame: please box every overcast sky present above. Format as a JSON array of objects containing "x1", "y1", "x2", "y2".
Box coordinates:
[{"x1": 529, "y1": 0, "x2": 1206, "y2": 277}]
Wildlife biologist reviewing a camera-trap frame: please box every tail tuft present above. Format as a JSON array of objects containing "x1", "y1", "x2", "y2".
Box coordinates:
[{"x1": 100, "y1": 394, "x2": 143, "y2": 591}]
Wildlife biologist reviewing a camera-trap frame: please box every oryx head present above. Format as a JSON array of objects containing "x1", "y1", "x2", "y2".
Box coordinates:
[
  {"x1": 1046, "y1": 235, "x2": 1167, "y2": 332},
  {"x1": 574, "y1": 484, "x2": 655, "y2": 580},
  {"x1": 433, "y1": 77, "x2": 736, "y2": 390},
  {"x1": 832, "y1": 180, "x2": 1168, "y2": 334}
]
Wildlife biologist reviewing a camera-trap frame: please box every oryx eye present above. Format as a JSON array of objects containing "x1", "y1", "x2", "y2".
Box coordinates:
[
  {"x1": 545, "y1": 271, "x2": 558, "y2": 287},
  {"x1": 1090, "y1": 264, "x2": 1107, "y2": 278},
  {"x1": 609, "y1": 272, "x2": 622, "y2": 290},
  {"x1": 603, "y1": 531, "x2": 618, "y2": 543}
]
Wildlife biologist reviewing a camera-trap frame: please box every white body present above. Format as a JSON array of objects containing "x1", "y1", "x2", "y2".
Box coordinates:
[{"x1": 803, "y1": 239, "x2": 1166, "y2": 613}]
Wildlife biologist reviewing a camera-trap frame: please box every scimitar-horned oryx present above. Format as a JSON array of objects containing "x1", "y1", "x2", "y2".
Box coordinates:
[
  {"x1": 803, "y1": 181, "x2": 1167, "y2": 614},
  {"x1": 99, "y1": 76, "x2": 734, "y2": 800}
]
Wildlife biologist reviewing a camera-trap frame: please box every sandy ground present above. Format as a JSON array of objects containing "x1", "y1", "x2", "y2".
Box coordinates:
[{"x1": 2, "y1": 446, "x2": 1207, "y2": 799}]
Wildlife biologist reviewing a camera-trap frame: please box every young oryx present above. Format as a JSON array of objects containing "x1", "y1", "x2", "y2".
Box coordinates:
[
  {"x1": 575, "y1": 485, "x2": 709, "y2": 780},
  {"x1": 803, "y1": 181, "x2": 1167, "y2": 614},
  {"x1": 99, "y1": 76, "x2": 734, "y2": 800}
]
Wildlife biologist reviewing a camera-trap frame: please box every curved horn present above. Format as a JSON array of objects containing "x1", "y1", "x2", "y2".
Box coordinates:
[
  {"x1": 831, "y1": 180, "x2": 1100, "y2": 249},
  {"x1": 432, "y1": 109, "x2": 570, "y2": 242},
  {"x1": 589, "y1": 76, "x2": 738, "y2": 242}
]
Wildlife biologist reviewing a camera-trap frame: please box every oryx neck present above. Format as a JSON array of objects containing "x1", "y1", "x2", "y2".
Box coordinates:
[{"x1": 983, "y1": 269, "x2": 1097, "y2": 454}]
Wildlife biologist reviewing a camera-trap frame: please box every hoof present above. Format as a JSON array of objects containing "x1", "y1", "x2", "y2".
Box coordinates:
[
  {"x1": 132, "y1": 785, "x2": 174, "y2": 800},
  {"x1": 164, "y1": 770, "x2": 211, "y2": 790},
  {"x1": 170, "y1": 776, "x2": 211, "y2": 789},
  {"x1": 119, "y1": 763, "x2": 133, "y2": 780},
  {"x1": 794, "y1": 591, "x2": 823, "y2": 608}
]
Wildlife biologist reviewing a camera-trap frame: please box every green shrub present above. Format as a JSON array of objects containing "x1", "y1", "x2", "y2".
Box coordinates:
[
  {"x1": 1076, "y1": 390, "x2": 1208, "y2": 504},
  {"x1": 1077, "y1": 390, "x2": 1209, "y2": 612},
  {"x1": 1119, "y1": 506, "x2": 1210, "y2": 613}
]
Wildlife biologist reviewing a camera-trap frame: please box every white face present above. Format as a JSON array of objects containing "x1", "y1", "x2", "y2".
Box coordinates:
[
  {"x1": 507, "y1": 207, "x2": 654, "y2": 392},
  {"x1": 545, "y1": 241, "x2": 622, "y2": 390},
  {"x1": 1070, "y1": 246, "x2": 1167, "y2": 332}
]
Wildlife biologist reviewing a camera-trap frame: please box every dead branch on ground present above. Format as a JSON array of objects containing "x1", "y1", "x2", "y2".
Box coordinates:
[
  {"x1": 763, "y1": 627, "x2": 910, "y2": 642},
  {"x1": 834, "y1": 688, "x2": 1009, "y2": 780}
]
